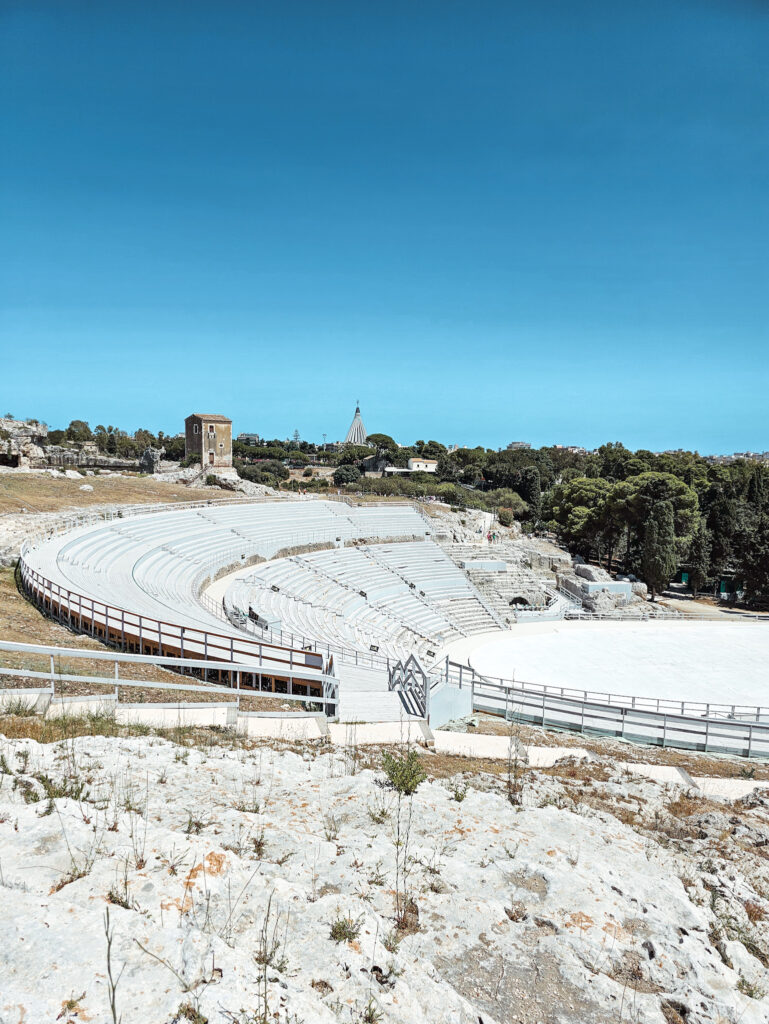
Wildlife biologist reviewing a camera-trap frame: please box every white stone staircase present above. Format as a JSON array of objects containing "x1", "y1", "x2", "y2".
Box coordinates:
[{"x1": 335, "y1": 663, "x2": 425, "y2": 723}]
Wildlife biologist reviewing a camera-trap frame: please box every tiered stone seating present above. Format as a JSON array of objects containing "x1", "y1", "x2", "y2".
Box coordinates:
[
  {"x1": 227, "y1": 539, "x2": 501, "y2": 659},
  {"x1": 25, "y1": 501, "x2": 430, "y2": 643}
]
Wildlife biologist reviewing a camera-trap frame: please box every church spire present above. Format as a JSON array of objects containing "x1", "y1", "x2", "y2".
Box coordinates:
[{"x1": 344, "y1": 401, "x2": 367, "y2": 445}]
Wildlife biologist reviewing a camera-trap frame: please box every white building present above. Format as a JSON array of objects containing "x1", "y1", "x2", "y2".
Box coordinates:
[{"x1": 407, "y1": 458, "x2": 438, "y2": 473}]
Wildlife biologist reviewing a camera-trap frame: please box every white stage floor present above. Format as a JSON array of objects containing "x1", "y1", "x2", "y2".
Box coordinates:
[{"x1": 443, "y1": 620, "x2": 769, "y2": 709}]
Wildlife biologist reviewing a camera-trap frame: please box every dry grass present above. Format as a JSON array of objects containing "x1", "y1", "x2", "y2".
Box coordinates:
[
  {"x1": 0, "y1": 472, "x2": 241, "y2": 515},
  {"x1": 0, "y1": 713, "x2": 308, "y2": 748}
]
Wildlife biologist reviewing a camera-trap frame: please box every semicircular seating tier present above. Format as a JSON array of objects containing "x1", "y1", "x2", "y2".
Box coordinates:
[
  {"x1": 225, "y1": 540, "x2": 502, "y2": 661},
  {"x1": 22, "y1": 499, "x2": 504, "y2": 667}
]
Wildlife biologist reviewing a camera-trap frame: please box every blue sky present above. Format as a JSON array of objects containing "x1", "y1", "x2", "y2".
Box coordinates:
[{"x1": 1, "y1": 1, "x2": 767, "y2": 451}]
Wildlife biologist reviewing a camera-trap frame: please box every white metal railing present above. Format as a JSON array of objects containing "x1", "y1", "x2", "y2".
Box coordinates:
[
  {"x1": 444, "y1": 659, "x2": 769, "y2": 721},
  {"x1": 0, "y1": 640, "x2": 338, "y2": 712},
  {"x1": 441, "y1": 659, "x2": 769, "y2": 757}
]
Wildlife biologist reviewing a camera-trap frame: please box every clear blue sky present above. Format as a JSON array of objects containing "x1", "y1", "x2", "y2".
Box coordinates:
[{"x1": 1, "y1": 1, "x2": 767, "y2": 452}]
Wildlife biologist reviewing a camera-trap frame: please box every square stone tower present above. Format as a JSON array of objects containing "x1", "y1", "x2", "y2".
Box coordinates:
[{"x1": 185, "y1": 413, "x2": 232, "y2": 470}]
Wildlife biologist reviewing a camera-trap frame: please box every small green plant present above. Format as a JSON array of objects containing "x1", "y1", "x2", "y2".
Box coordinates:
[
  {"x1": 367, "y1": 790, "x2": 390, "y2": 823},
  {"x1": 106, "y1": 885, "x2": 132, "y2": 909},
  {"x1": 360, "y1": 997, "x2": 383, "y2": 1023},
  {"x1": 322, "y1": 810, "x2": 340, "y2": 841},
  {"x1": 176, "y1": 1003, "x2": 209, "y2": 1023},
  {"x1": 367, "y1": 861, "x2": 386, "y2": 886},
  {"x1": 329, "y1": 914, "x2": 361, "y2": 944},
  {"x1": 235, "y1": 796, "x2": 261, "y2": 814},
  {"x1": 60, "y1": 993, "x2": 85, "y2": 1016},
  {"x1": 251, "y1": 828, "x2": 267, "y2": 858},
  {"x1": 737, "y1": 975, "x2": 766, "y2": 999},
  {"x1": 381, "y1": 749, "x2": 426, "y2": 796},
  {"x1": 184, "y1": 813, "x2": 208, "y2": 835},
  {"x1": 450, "y1": 780, "x2": 468, "y2": 802},
  {"x1": 382, "y1": 929, "x2": 400, "y2": 953},
  {"x1": 4, "y1": 698, "x2": 38, "y2": 717}
]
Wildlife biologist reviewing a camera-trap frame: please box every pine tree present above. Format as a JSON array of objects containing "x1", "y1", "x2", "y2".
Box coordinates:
[
  {"x1": 642, "y1": 501, "x2": 677, "y2": 600},
  {"x1": 688, "y1": 521, "x2": 711, "y2": 598},
  {"x1": 738, "y1": 513, "x2": 769, "y2": 607}
]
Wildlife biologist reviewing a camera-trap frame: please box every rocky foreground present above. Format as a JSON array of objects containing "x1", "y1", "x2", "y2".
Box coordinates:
[{"x1": 0, "y1": 733, "x2": 767, "y2": 1024}]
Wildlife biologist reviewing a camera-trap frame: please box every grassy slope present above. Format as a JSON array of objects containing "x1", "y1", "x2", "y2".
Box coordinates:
[{"x1": 0, "y1": 471, "x2": 243, "y2": 514}]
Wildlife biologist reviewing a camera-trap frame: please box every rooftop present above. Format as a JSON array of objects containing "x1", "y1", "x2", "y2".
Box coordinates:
[{"x1": 185, "y1": 413, "x2": 232, "y2": 423}]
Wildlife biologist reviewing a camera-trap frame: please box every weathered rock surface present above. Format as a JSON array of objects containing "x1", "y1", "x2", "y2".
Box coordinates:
[{"x1": 0, "y1": 735, "x2": 767, "y2": 1023}]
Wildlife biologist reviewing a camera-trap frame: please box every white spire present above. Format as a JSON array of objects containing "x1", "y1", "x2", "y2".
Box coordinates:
[{"x1": 344, "y1": 401, "x2": 367, "y2": 445}]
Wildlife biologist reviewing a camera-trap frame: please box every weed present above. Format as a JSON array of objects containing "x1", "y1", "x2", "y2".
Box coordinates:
[
  {"x1": 737, "y1": 975, "x2": 766, "y2": 999},
  {"x1": 359, "y1": 997, "x2": 383, "y2": 1023},
  {"x1": 322, "y1": 810, "x2": 340, "y2": 841},
  {"x1": 367, "y1": 861, "x2": 386, "y2": 887},
  {"x1": 184, "y1": 814, "x2": 209, "y2": 836},
  {"x1": 252, "y1": 828, "x2": 267, "y2": 858},
  {"x1": 4, "y1": 697, "x2": 38, "y2": 717},
  {"x1": 254, "y1": 891, "x2": 289, "y2": 972},
  {"x1": 367, "y1": 791, "x2": 391, "y2": 824},
  {"x1": 450, "y1": 780, "x2": 468, "y2": 803},
  {"x1": 175, "y1": 1004, "x2": 208, "y2": 1023},
  {"x1": 103, "y1": 908, "x2": 125, "y2": 1024},
  {"x1": 329, "y1": 914, "x2": 362, "y2": 943}
]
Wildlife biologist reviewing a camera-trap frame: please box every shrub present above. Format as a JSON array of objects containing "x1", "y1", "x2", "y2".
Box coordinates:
[
  {"x1": 381, "y1": 749, "x2": 426, "y2": 796},
  {"x1": 497, "y1": 508, "x2": 514, "y2": 527},
  {"x1": 333, "y1": 464, "x2": 361, "y2": 486},
  {"x1": 329, "y1": 914, "x2": 361, "y2": 943},
  {"x1": 205, "y1": 474, "x2": 217, "y2": 486}
]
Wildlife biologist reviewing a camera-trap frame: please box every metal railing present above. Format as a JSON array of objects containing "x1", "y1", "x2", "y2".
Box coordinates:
[
  {"x1": 17, "y1": 558, "x2": 326, "y2": 678},
  {"x1": 444, "y1": 659, "x2": 769, "y2": 721},
  {"x1": 0, "y1": 640, "x2": 339, "y2": 714},
  {"x1": 442, "y1": 659, "x2": 769, "y2": 758}
]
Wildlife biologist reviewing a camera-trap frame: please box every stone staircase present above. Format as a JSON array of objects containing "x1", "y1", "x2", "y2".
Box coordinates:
[{"x1": 335, "y1": 663, "x2": 424, "y2": 723}]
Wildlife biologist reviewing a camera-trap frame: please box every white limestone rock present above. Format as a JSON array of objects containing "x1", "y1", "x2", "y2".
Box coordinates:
[{"x1": 0, "y1": 734, "x2": 766, "y2": 1024}]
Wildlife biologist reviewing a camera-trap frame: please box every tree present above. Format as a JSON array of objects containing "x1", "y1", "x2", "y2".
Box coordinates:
[
  {"x1": 65, "y1": 419, "x2": 93, "y2": 443},
  {"x1": 421, "y1": 440, "x2": 447, "y2": 460},
  {"x1": 93, "y1": 425, "x2": 109, "y2": 452},
  {"x1": 134, "y1": 428, "x2": 155, "y2": 451},
  {"x1": 544, "y1": 477, "x2": 612, "y2": 559},
  {"x1": 333, "y1": 464, "x2": 361, "y2": 486},
  {"x1": 687, "y1": 521, "x2": 711, "y2": 598},
  {"x1": 627, "y1": 472, "x2": 698, "y2": 540},
  {"x1": 366, "y1": 433, "x2": 398, "y2": 457},
  {"x1": 642, "y1": 501, "x2": 677, "y2": 600},
  {"x1": 435, "y1": 454, "x2": 459, "y2": 482},
  {"x1": 516, "y1": 466, "x2": 541, "y2": 522},
  {"x1": 737, "y1": 513, "x2": 769, "y2": 607}
]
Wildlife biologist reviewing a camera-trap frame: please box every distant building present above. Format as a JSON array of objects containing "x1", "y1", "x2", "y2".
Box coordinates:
[
  {"x1": 237, "y1": 433, "x2": 261, "y2": 446},
  {"x1": 344, "y1": 403, "x2": 368, "y2": 446},
  {"x1": 408, "y1": 458, "x2": 438, "y2": 473},
  {"x1": 507, "y1": 441, "x2": 531, "y2": 450},
  {"x1": 383, "y1": 458, "x2": 439, "y2": 476},
  {"x1": 185, "y1": 413, "x2": 232, "y2": 469}
]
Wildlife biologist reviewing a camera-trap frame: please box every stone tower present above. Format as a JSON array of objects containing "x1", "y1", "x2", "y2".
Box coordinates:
[{"x1": 184, "y1": 413, "x2": 233, "y2": 470}]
